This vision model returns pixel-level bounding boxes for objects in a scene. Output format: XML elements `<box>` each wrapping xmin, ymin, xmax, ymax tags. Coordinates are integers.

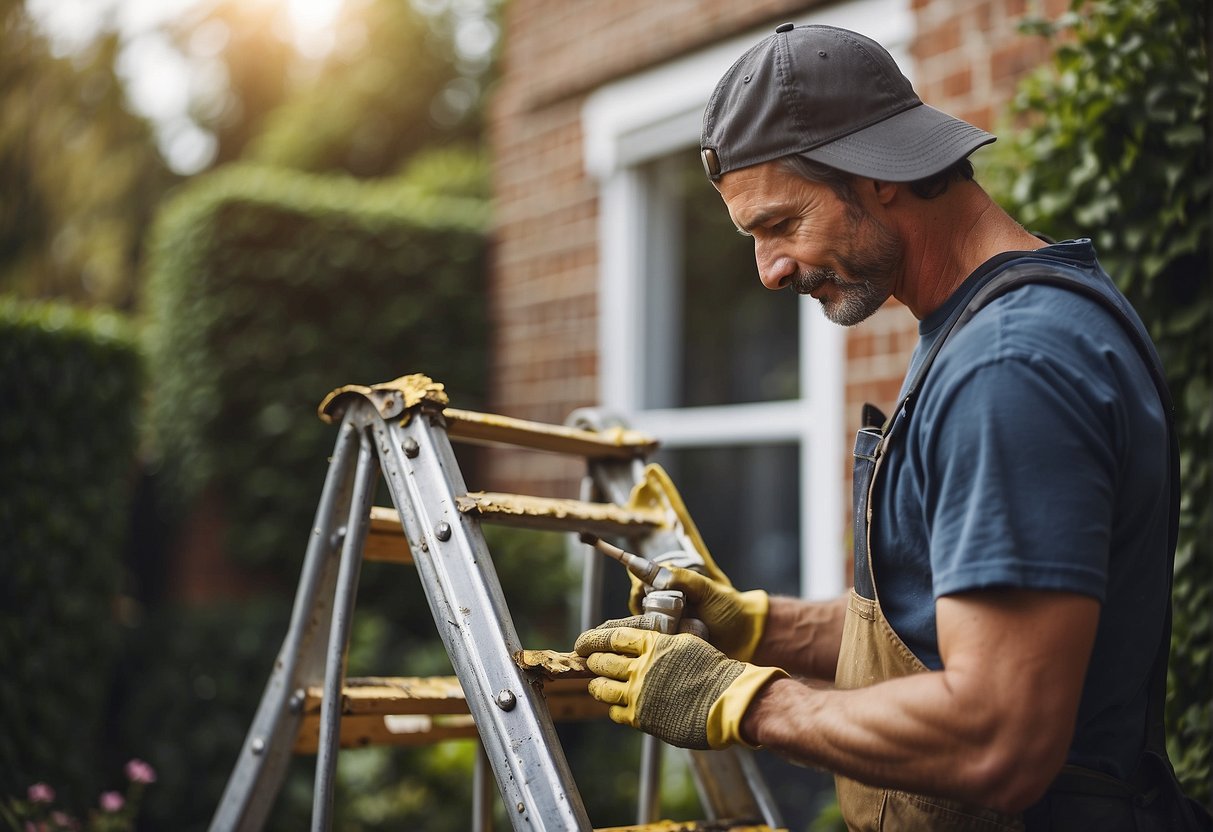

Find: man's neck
<box><xmin>893</xmin><ymin>182</ymin><xmax>1046</xmax><ymax>319</ymax></box>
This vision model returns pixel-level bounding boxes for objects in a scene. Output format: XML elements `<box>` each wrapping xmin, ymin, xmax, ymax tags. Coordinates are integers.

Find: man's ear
<box><xmin>870</xmin><ymin>179</ymin><xmax>899</xmax><ymax>205</ymax></box>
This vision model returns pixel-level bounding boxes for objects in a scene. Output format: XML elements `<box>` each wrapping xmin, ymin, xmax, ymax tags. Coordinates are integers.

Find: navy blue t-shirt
<box><xmin>871</xmin><ymin>240</ymin><xmax>1170</xmax><ymax>778</ymax></box>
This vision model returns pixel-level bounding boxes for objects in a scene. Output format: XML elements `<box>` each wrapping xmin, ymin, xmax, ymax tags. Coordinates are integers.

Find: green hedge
<box><xmin>143</xmin><ymin>163</ymin><xmax>489</xmax><ymax>574</ymax></box>
<box><xmin>990</xmin><ymin>0</ymin><xmax>1210</xmax><ymax>801</ymax></box>
<box><xmin>0</xmin><ymin>298</ymin><xmax>142</xmax><ymax>809</ymax></box>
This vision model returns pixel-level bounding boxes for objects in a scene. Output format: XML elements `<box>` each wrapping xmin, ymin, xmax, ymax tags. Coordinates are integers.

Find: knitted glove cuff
<box><xmin>705</xmin><ymin>663</ymin><xmax>788</xmax><ymax>749</ymax></box>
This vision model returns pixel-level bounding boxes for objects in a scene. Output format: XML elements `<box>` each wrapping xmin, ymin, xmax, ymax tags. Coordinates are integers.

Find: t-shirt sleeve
<box><xmin>913</xmin><ymin>333</ymin><xmax>1119</xmax><ymax>602</ymax></box>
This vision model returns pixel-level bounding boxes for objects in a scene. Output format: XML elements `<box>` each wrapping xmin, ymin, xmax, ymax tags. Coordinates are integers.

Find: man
<box><xmin>575</xmin><ymin>23</ymin><xmax>1201</xmax><ymax>831</ymax></box>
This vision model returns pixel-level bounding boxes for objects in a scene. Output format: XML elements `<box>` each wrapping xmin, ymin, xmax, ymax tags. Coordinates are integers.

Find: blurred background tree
<box><xmin>2</xmin><ymin>0</ymin><xmax>511</xmax><ymax>828</ymax></box>
<box><xmin>1</xmin><ymin>0</ymin><xmax>497</xmax><ymax>309</ymax></box>
<box><xmin>0</xmin><ymin>2</ymin><xmax>172</xmax><ymax>308</ymax></box>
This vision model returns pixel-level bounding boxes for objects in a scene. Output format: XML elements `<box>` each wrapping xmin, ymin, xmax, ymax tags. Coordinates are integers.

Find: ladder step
<box><xmin>456</xmin><ymin>492</ymin><xmax>664</xmax><ymax>536</ymax></box>
<box><xmin>294</xmin><ymin>653</ymin><xmax>605</xmax><ymax>753</ymax></box>
<box><xmin>364</xmin><ymin>496</ymin><xmax>664</xmax><ymax>565</ymax></box>
<box><xmin>364</xmin><ymin>506</ymin><xmax>413</xmax><ymax>564</ymax></box>
<box><xmin>444</xmin><ymin>407</ymin><xmax>658</xmax><ymax>459</ymax></box>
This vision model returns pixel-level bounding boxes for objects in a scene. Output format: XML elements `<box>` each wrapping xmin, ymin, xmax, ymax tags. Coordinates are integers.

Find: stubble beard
<box><xmin>789</xmin><ymin>208</ymin><xmax>903</xmax><ymax>327</ymax></box>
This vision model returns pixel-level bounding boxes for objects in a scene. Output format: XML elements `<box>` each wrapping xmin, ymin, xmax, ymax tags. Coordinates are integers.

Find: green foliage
<box><xmin>989</xmin><ymin>0</ymin><xmax>1210</xmax><ymax>801</ymax></box>
<box><xmin>0</xmin><ymin>7</ymin><xmax>173</xmax><ymax>308</ymax></box>
<box><xmin>243</xmin><ymin>0</ymin><xmax>472</xmax><ymax>178</ymax></box>
<box><xmin>143</xmin><ymin>162</ymin><xmax>489</xmax><ymax>573</ymax></box>
<box><xmin>115</xmin><ymin>598</ymin><xmax>302</xmax><ymax>830</ymax></box>
<box><xmin>394</xmin><ymin>144</ymin><xmax>490</xmax><ymax>201</ymax></box>
<box><xmin>0</xmin><ymin>298</ymin><xmax>142</xmax><ymax>811</ymax></box>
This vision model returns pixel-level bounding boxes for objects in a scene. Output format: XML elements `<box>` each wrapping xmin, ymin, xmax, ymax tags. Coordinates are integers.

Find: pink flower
<box><xmin>50</xmin><ymin>812</ymin><xmax>78</xmax><ymax>830</ymax></box>
<box><xmin>124</xmin><ymin>758</ymin><xmax>156</xmax><ymax>784</ymax></box>
<box><xmin>27</xmin><ymin>783</ymin><xmax>55</xmax><ymax>803</ymax></box>
<box><xmin>98</xmin><ymin>791</ymin><xmax>124</xmax><ymax>813</ymax></box>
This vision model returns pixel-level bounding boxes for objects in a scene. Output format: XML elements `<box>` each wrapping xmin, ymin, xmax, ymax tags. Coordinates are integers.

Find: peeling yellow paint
<box><xmin>444</xmin><ymin>407</ymin><xmax>658</xmax><ymax>458</ymax></box>
<box><xmin>515</xmin><ymin>649</ymin><xmax>593</xmax><ymax>679</ymax></box>
<box><xmin>318</xmin><ymin>373</ymin><xmax>449</xmax><ymax>424</ymax></box>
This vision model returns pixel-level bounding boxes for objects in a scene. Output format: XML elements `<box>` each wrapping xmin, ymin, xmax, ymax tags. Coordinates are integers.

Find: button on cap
<box><xmin>775</xmin><ymin>22</ymin><xmax>794</xmax><ymax>33</ymax></box>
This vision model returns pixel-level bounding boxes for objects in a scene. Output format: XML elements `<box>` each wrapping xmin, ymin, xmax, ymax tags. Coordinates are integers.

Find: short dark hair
<box><xmin>908</xmin><ymin>158</ymin><xmax>975</xmax><ymax>199</ymax></box>
<box><xmin>777</xmin><ymin>154</ymin><xmax>860</xmax><ymax>208</ymax></box>
<box><xmin>779</xmin><ymin>153</ymin><xmax>975</xmax><ymax>202</ymax></box>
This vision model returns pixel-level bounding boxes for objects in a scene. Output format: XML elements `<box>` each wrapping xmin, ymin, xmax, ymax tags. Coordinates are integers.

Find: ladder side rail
<box><xmin>209</xmin><ymin>415</ymin><xmax>363</xmax><ymax>832</ymax></box>
<box><xmin>576</xmin><ymin>475</ymin><xmax>605</xmax><ymax>634</ymax></box>
<box><xmin>312</xmin><ymin>424</ymin><xmax>379</xmax><ymax>830</ymax></box>
<box><xmin>372</xmin><ymin>402</ymin><xmax>592</xmax><ymax>831</ymax></box>
<box><xmin>473</xmin><ymin>741</ymin><xmax>494</xmax><ymax>832</ymax></box>
<box><xmin>587</xmin><ymin>457</ymin><xmax>784</xmax><ymax>829</ymax></box>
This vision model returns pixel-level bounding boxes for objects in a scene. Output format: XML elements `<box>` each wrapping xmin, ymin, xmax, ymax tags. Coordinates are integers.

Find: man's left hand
<box><xmin>574</xmin><ymin>621</ymin><xmax>787</xmax><ymax>750</ymax></box>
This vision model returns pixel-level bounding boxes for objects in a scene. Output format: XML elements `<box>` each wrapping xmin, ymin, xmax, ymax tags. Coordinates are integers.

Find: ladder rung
<box><xmin>294</xmin><ymin>659</ymin><xmax>607</xmax><ymax>753</ymax></box>
<box><xmin>365</xmin><ymin>495</ymin><xmax>663</xmax><ymax>565</ymax></box>
<box><xmin>294</xmin><ymin>712</ymin><xmax>480</xmax><ymax>752</ymax></box>
<box><xmin>444</xmin><ymin>407</ymin><xmax>658</xmax><ymax>459</ymax></box>
<box><xmin>364</xmin><ymin>506</ymin><xmax>412</xmax><ymax>563</ymax></box>
<box><xmin>456</xmin><ymin>492</ymin><xmax>664</xmax><ymax>536</ymax></box>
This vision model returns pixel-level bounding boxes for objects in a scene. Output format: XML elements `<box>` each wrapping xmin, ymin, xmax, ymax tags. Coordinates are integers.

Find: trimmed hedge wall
<box><xmin>135</xmin><ymin>162</ymin><xmax>498</xmax><ymax>828</ymax></box>
<box><xmin>0</xmin><ymin>299</ymin><xmax>142</xmax><ymax>809</ymax></box>
<box><xmin>143</xmin><ymin>163</ymin><xmax>489</xmax><ymax>574</ymax></box>
<box><xmin>991</xmin><ymin>0</ymin><xmax>1210</xmax><ymax>801</ymax></box>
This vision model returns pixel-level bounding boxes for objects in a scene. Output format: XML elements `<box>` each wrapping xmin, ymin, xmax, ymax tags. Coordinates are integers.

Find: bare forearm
<box><xmin>740</xmin><ymin>673</ymin><xmax>1058</xmax><ymax>813</ymax></box>
<box><xmin>752</xmin><ymin>594</ymin><xmax>846</xmax><ymax>679</ymax></box>
<box><xmin>741</xmin><ymin>592</ymin><xmax>1098</xmax><ymax>814</ymax></box>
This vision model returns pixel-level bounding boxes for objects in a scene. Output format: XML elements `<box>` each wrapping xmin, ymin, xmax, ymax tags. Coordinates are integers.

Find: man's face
<box><xmin>716</xmin><ymin>160</ymin><xmax>902</xmax><ymax>326</ymax></box>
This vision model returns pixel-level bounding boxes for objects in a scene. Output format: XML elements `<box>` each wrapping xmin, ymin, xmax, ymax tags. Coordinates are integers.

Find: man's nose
<box><xmin>755</xmin><ymin>242</ymin><xmax>795</xmax><ymax>290</ymax></box>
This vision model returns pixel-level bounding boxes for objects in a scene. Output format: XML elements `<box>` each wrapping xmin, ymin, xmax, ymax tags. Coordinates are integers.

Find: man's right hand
<box><xmin>633</xmin><ymin>566</ymin><xmax>769</xmax><ymax>662</ymax></box>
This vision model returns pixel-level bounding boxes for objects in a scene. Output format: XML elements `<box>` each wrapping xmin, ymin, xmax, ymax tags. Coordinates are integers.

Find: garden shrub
<box><xmin>142</xmin><ymin>163</ymin><xmax>489</xmax><ymax>575</ymax></box>
<box><xmin>0</xmin><ymin>298</ymin><xmax>142</xmax><ymax>810</ymax></box>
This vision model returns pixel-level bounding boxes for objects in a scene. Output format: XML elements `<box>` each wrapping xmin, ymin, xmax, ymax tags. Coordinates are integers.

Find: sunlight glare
<box><xmin>286</xmin><ymin>0</ymin><xmax>345</xmax><ymax>36</ymax></box>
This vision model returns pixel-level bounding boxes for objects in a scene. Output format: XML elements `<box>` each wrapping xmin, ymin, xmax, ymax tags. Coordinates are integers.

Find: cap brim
<box><xmin>801</xmin><ymin>104</ymin><xmax>995</xmax><ymax>182</ymax></box>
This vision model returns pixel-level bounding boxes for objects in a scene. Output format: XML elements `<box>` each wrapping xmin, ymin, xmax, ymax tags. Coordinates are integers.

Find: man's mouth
<box><xmin>791</xmin><ymin>269</ymin><xmax>838</xmax><ymax>297</ymax></box>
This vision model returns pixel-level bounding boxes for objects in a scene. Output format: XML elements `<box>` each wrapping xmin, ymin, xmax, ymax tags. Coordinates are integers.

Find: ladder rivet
<box><xmin>403</xmin><ymin>438</ymin><xmax>420</xmax><ymax>458</ymax></box>
<box><xmin>435</xmin><ymin>522</ymin><xmax>452</xmax><ymax>541</ymax></box>
<box><xmin>495</xmin><ymin>689</ymin><xmax>517</xmax><ymax>711</ymax></box>
<box><xmin>288</xmin><ymin>688</ymin><xmax>305</xmax><ymax>713</ymax></box>
<box><xmin>516</xmin><ymin>802</ymin><xmax>525</xmax><ymax>813</ymax></box>
<box><xmin>250</xmin><ymin>737</ymin><xmax>265</xmax><ymax>755</ymax></box>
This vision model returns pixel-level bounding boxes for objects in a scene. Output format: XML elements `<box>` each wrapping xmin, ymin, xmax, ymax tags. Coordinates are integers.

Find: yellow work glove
<box><xmin>574</xmin><ymin>623</ymin><xmax>787</xmax><ymax>750</ymax></box>
<box><xmin>622</xmin><ymin>465</ymin><xmax>769</xmax><ymax>661</ymax></box>
<box><xmin>651</xmin><ymin>566</ymin><xmax>769</xmax><ymax>662</ymax></box>
<box><xmin>625</xmin><ymin>463</ymin><xmax>732</xmax><ymax>589</ymax></box>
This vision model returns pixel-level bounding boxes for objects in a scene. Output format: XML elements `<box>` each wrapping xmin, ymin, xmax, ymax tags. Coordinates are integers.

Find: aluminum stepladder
<box><xmin>209</xmin><ymin>374</ymin><xmax>785</xmax><ymax>832</ymax></box>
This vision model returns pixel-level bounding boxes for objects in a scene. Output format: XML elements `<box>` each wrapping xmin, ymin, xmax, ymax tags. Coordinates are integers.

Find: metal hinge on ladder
<box><xmin>208</xmin><ymin>374</ymin><xmax>786</xmax><ymax>832</ymax></box>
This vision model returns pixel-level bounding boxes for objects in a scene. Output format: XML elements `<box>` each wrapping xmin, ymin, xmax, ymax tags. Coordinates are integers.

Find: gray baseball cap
<box><xmin>700</xmin><ymin>23</ymin><xmax>995</xmax><ymax>182</ymax></box>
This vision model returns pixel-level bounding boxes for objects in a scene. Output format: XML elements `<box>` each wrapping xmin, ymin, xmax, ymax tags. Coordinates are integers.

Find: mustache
<box><xmin>789</xmin><ymin>267</ymin><xmax>843</xmax><ymax>294</ymax></box>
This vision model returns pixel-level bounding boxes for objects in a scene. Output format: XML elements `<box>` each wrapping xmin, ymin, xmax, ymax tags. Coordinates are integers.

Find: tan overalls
<box><xmin>834</xmin><ymin>414</ymin><xmax>1023</xmax><ymax>831</ymax></box>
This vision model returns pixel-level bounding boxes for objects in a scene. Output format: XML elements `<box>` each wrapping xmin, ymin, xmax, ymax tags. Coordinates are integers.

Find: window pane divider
<box><xmin>630</xmin><ymin>400</ymin><xmax>813</xmax><ymax>447</ymax></box>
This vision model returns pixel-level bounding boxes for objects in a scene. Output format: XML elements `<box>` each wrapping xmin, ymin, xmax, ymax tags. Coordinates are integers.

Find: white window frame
<box><xmin>582</xmin><ymin>0</ymin><xmax>912</xmax><ymax>599</ymax></box>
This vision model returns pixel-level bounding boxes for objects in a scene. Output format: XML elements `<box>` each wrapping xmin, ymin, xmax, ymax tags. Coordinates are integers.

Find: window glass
<box><xmin>642</xmin><ymin>151</ymin><xmax>799</xmax><ymax>409</ymax></box>
<box><xmin>656</xmin><ymin>442</ymin><xmax>800</xmax><ymax>593</ymax></box>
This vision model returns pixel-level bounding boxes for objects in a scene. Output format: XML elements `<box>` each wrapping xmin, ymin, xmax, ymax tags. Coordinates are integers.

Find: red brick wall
<box><xmin>487</xmin><ymin>0</ymin><xmax>1065</xmax><ymax>499</ymax></box>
